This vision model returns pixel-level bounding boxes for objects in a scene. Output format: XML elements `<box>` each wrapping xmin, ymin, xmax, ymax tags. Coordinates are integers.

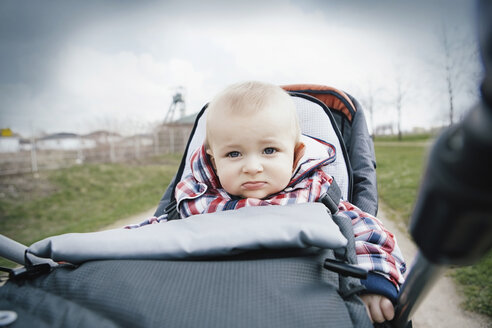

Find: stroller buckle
<box><xmin>0</xmin><ymin>263</ymin><xmax>52</xmax><ymax>281</ymax></box>
<box><xmin>323</xmin><ymin>258</ymin><xmax>368</xmax><ymax>279</ymax></box>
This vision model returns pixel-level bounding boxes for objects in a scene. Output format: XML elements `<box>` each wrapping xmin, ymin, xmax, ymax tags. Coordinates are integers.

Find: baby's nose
<box><xmin>242</xmin><ymin>156</ymin><xmax>263</xmax><ymax>174</ymax></box>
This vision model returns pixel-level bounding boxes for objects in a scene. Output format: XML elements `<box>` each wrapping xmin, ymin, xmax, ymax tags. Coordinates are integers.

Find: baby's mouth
<box><xmin>241</xmin><ymin>181</ymin><xmax>267</xmax><ymax>190</ymax></box>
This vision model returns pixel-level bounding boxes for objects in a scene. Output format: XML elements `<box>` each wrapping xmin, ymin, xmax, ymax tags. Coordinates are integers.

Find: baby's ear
<box><xmin>206</xmin><ymin>148</ymin><xmax>217</xmax><ymax>170</ymax></box>
<box><xmin>293</xmin><ymin>141</ymin><xmax>305</xmax><ymax>171</ymax></box>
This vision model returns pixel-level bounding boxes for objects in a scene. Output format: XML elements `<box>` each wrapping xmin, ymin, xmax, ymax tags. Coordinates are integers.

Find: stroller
<box><xmin>2</xmin><ymin>58</ymin><xmax>492</xmax><ymax>325</ymax></box>
<box><xmin>0</xmin><ymin>85</ymin><xmax>385</xmax><ymax>328</ymax></box>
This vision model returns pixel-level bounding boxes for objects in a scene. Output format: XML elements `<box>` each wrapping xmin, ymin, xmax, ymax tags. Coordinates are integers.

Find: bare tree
<box><xmin>355</xmin><ymin>78</ymin><xmax>406</xmax><ymax>139</ymax></box>
<box><xmin>395</xmin><ymin>75</ymin><xmax>405</xmax><ymax>141</ymax></box>
<box><xmin>365</xmin><ymin>90</ymin><xmax>376</xmax><ymax>140</ymax></box>
<box><xmin>436</xmin><ymin>25</ymin><xmax>482</xmax><ymax>125</ymax></box>
<box><xmin>439</xmin><ymin>27</ymin><xmax>458</xmax><ymax>125</ymax></box>
<box><xmin>356</xmin><ymin>81</ymin><xmax>383</xmax><ymax>140</ymax></box>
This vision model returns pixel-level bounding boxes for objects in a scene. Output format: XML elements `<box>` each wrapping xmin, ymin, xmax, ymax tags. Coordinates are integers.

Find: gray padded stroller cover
<box><xmin>0</xmin><ymin>203</ymin><xmax>372</xmax><ymax>327</ymax></box>
<box><xmin>27</xmin><ymin>203</ymin><xmax>346</xmax><ymax>263</ymax></box>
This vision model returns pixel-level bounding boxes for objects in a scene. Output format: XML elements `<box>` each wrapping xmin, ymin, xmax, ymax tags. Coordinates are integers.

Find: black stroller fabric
<box><xmin>1</xmin><ymin>250</ymin><xmax>371</xmax><ymax>328</ymax></box>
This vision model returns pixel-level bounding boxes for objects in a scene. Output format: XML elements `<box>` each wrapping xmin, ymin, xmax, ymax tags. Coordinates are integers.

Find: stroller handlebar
<box><xmin>394</xmin><ymin>1</ymin><xmax>492</xmax><ymax>326</ymax></box>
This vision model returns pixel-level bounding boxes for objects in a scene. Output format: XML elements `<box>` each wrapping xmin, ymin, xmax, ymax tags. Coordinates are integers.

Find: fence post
<box><xmin>77</xmin><ymin>136</ymin><xmax>84</xmax><ymax>164</ymax></box>
<box><xmin>169</xmin><ymin>127</ymin><xmax>175</xmax><ymax>154</ymax></box>
<box><xmin>154</xmin><ymin>132</ymin><xmax>159</xmax><ymax>155</ymax></box>
<box><xmin>182</xmin><ymin>128</ymin><xmax>188</xmax><ymax>152</ymax></box>
<box><xmin>135</xmin><ymin>135</ymin><xmax>140</xmax><ymax>159</ymax></box>
<box><xmin>109</xmin><ymin>139</ymin><xmax>116</xmax><ymax>162</ymax></box>
<box><xmin>30</xmin><ymin>135</ymin><xmax>38</xmax><ymax>173</ymax></box>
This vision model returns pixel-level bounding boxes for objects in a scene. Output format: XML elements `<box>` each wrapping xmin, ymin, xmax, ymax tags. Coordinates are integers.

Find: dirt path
<box><xmin>105</xmin><ymin>204</ymin><xmax>491</xmax><ymax>327</ymax></box>
<box><xmin>377</xmin><ymin>203</ymin><xmax>491</xmax><ymax>328</ymax></box>
<box><xmin>102</xmin><ymin>208</ymin><xmax>157</xmax><ymax>230</ymax></box>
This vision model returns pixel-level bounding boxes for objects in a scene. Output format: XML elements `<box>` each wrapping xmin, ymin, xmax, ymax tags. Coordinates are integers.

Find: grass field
<box><xmin>374</xmin><ymin>140</ymin><xmax>428</xmax><ymax>225</ymax></box>
<box><xmin>0</xmin><ymin>154</ymin><xmax>181</xmax><ymax>267</ymax></box>
<box><xmin>375</xmin><ymin>136</ymin><xmax>492</xmax><ymax>318</ymax></box>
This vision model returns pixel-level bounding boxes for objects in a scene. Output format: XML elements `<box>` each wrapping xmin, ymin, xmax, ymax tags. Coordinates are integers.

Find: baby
<box><xmin>176</xmin><ymin>81</ymin><xmax>406</xmax><ymax>324</ymax></box>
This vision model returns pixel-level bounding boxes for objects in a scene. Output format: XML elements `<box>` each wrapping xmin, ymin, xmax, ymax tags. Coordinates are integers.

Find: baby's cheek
<box><xmin>217</xmin><ymin>173</ymin><xmax>237</xmax><ymax>195</ymax></box>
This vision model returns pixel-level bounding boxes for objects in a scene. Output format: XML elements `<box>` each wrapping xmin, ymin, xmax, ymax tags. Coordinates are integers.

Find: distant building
<box><xmin>36</xmin><ymin>132</ymin><xmax>96</xmax><ymax>150</ymax></box>
<box><xmin>156</xmin><ymin>112</ymin><xmax>197</xmax><ymax>153</ymax></box>
<box><xmin>84</xmin><ymin>130</ymin><xmax>122</xmax><ymax>145</ymax></box>
<box><xmin>0</xmin><ymin>128</ymin><xmax>21</xmax><ymax>153</ymax></box>
<box><xmin>119</xmin><ymin>134</ymin><xmax>154</xmax><ymax>148</ymax></box>
<box><xmin>374</xmin><ymin>123</ymin><xmax>394</xmax><ymax>136</ymax></box>
<box><xmin>0</xmin><ymin>135</ymin><xmax>20</xmax><ymax>153</ymax></box>
<box><xmin>172</xmin><ymin>112</ymin><xmax>198</xmax><ymax>125</ymax></box>
<box><xmin>19</xmin><ymin>138</ymin><xmax>32</xmax><ymax>151</ymax></box>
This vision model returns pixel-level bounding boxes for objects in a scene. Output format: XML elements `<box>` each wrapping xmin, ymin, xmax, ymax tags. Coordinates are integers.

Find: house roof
<box><xmin>39</xmin><ymin>132</ymin><xmax>79</xmax><ymax>140</ymax></box>
<box><xmin>84</xmin><ymin>130</ymin><xmax>121</xmax><ymax>138</ymax></box>
<box><xmin>169</xmin><ymin>112</ymin><xmax>198</xmax><ymax>125</ymax></box>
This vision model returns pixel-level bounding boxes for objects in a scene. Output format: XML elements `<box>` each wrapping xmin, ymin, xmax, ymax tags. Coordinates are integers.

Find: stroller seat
<box><xmin>155</xmin><ymin>84</ymin><xmax>377</xmax><ymax>218</ymax></box>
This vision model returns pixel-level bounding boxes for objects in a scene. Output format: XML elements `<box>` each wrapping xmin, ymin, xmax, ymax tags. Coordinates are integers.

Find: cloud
<box><xmin>50</xmin><ymin>47</ymin><xmax>211</xmax><ymax>134</ymax></box>
<box><xmin>0</xmin><ymin>0</ymin><xmax>482</xmax><ymax>136</ymax></box>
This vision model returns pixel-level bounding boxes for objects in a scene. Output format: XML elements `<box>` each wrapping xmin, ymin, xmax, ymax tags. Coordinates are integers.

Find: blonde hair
<box><xmin>205</xmin><ymin>81</ymin><xmax>300</xmax><ymax>147</ymax></box>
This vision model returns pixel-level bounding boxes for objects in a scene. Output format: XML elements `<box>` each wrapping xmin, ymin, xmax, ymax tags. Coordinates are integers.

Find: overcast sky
<box><xmin>0</xmin><ymin>0</ymin><xmax>482</xmax><ymax>137</ymax></box>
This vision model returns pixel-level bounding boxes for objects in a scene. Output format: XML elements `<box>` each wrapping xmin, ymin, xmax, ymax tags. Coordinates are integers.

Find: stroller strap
<box><xmin>319</xmin><ymin>177</ymin><xmax>342</xmax><ymax>214</ymax></box>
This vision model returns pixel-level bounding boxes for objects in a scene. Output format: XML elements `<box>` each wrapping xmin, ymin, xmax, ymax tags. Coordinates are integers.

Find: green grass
<box><xmin>375</xmin><ymin>137</ymin><xmax>492</xmax><ymax>318</ymax></box>
<box><xmin>0</xmin><ymin>154</ymin><xmax>181</xmax><ymax>268</ymax></box>
<box><xmin>452</xmin><ymin>253</ymin><xmax>492</xmax><ymax>316</ymax></box>
<box><xmin>375</xmin><ymin>142</ymin><xmax>429</xmax><ymax>225</ymax></box>
<box><xmin>374</xmin><ymin>132</ymin><xmax>438</xmax><ymax>143</ymax></box>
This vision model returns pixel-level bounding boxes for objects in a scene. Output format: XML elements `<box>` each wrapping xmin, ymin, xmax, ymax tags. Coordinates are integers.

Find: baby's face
<box><xmin>207</xmin><ymin>106</ymin><xmax>298</xmax><ymax>199</ymax></box>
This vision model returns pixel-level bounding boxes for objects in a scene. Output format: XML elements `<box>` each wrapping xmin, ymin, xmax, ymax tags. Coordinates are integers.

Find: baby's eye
<box><xmin>263</xmin><ymin>147</ymin><xmax>277</xmax><ymax>155</ymax></box>
<box><xmin>227</xmin><ymin>151</ymin><xmax>241</xmax><ymax>158</ymax></box>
